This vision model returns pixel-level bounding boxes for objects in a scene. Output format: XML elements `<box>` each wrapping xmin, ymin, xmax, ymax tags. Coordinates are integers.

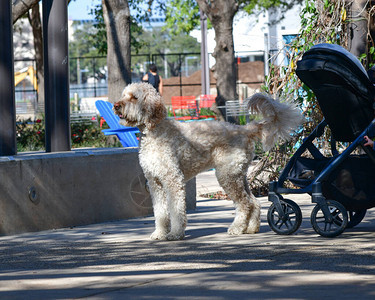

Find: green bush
<box><xmin>16</xmin><ymin>118</ymin><xmax>45</xmax><ymax>151</ymax></box>
<box><xmin>16</xmin><ymin>116</ymin><xmax>121</xmax><ymax>152</ymax></box>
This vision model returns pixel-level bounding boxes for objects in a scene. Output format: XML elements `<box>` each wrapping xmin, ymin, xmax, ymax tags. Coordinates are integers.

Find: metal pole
<box><xmin>200</xmin><ymin>10</ymin><xmax>210</xmax><ymax>95</ymax></box>
<box><xmin>264</xmin><ymin>33</ymin><xmax>269</xmax><ymax>77</ymax></box>
<box><xmin>0</xmin><ymin>0</ymin><xmax>16</xmax><ymax>156</ymax></box>
<box><xmin>164</xmin><ymin>52</ymin><xmax>168</xmax><ymax>78</ymax></box>
<box><xmin>43</xmin><ymin>0</ymin><xmax>71</xmax><ymax>152</ymax></box>
<box><xmin>179</xmin><ymin>55</ymin><xmax>183</xmax><ymax>96</ymax></box>
<box><xmin>93</xmin><ymin>58</ymin><xmax>97</xmax><ymax>98</ymax></box>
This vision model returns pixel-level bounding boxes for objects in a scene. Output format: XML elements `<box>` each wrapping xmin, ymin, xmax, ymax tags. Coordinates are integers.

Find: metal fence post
<box><xmin>0</xmin><ymin>0</ymin><xmax>16</xmax><ymax>156</ymax></box>
<box><xmin>200</xmin><ymin>10</ymin><xmax>210</xmax><ymax>96</ymax></box>
<box><xmin>43</xmin><ymin>0</ymin><xmax>71</xmax><ymax>152</ymax></box>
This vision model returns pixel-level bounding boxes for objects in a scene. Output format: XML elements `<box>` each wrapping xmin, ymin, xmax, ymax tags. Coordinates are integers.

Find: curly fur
<box><xmin>114</xmin><ymin>82</ymin><xmax>302</xmax><ymax>240</ymax></box>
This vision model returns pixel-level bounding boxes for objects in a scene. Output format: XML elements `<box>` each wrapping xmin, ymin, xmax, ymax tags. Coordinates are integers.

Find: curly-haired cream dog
<box><xmin>114</xmin><ymin>82</ymin><xmax>302</xmax><ymax>240</ymax></box>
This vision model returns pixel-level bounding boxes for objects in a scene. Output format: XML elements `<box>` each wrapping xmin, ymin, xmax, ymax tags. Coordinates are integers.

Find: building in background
<box><xmin>191</xmin><ymin>4</ymin><xmax>302</xmax><ymax>72</ymax></box>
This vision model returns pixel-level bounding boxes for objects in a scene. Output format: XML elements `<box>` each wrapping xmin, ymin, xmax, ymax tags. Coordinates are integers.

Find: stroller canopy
<box><xmin>296</xmin><ymin>43</ymin><xmax>375</xmax><ymax>142</ymax></box>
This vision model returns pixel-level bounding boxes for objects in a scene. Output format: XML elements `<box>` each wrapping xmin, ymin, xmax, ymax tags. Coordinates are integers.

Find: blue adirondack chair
<box><xmin>95</xmin><ymin>100</ymin><xmax>140</xmax><ymax>147</ymax></box>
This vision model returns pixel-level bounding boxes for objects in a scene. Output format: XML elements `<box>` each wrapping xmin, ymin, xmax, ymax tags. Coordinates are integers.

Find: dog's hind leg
<box><xmin>244</xmin><ymin>176</ymin><xmax>261</xmax><ymax>234</ymax></box>
<box><xmin>165</xmin><ymin>177</ymin><xmax>187</xmax><ymax>241</ymax></box>
<box><xmin>148</xmin><ymin>178</ymin><xmax>170</xmax><ymax>240</ymax></box>
<box><xmin>216</xmin><ymin>168</ymin><xmax>260</xmax><ymax>235</ymax></box>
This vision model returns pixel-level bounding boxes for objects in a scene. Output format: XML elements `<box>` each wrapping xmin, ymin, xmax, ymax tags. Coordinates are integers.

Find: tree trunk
<box><xmin>102</xmin><ymin>0</ymin><xmax>132</xmax><ymax>102</ymax></box>
<box><xmin>28</xmin><ymin>4</ymin><xmax>44</xmax><ymax>111</ymax></box>
<box><xmin>197</xmin><ymin>0</ymin><xmax>239</xmax><ymax>122</ymax></box>
<box><xmin>346</xmin><ymin>0</ymin><xmax>368</xmax><ymax>62</ymax></box>
<box><xmin>13</xmin><ymin>0</ymin><xmax>73</xmax><ymax>23</ymax></box>
<box><xmin>370</xmin><ymin>1</ymin><xmax>375</xmax><ymax>66</ymax></box>
<box><xmin>12</xmin><ymin>0</ymin><xmax>39</xmax><ymax>23</ymax></box>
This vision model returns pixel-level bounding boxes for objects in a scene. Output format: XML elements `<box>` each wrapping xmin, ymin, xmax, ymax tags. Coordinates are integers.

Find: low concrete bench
<box><xmin>0</xmin><ymin>148</ymin><xmax>196</xmax><ymax>235</ymax></box>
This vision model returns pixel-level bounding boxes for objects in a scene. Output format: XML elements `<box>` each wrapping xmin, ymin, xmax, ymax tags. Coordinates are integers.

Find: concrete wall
<box><xmin>0</xmin><ymin>148</ymin><xmax>196</xmax><ymax>235</ymax></box>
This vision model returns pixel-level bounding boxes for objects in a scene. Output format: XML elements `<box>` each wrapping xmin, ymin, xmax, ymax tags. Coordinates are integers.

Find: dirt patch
<box><xmin>199</xmin><ymin>191</ymin><xmax>230</xmax><ymax>200</ymax></box>
<box><xmin>199</xmin><ymin>185</ymin><xmax>268</xmax><ymax>200</ymax></box>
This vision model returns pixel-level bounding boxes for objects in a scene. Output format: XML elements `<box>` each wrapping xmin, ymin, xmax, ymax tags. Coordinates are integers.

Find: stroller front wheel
<box><xmin>267</xmin><ymin>198</ymin><xmax>302</xmax><ymax>235</ymax></box>
<box><xmin>310</xmin><ymin>200</ymin><xmax>348</xmax><ymax>238</ymax></box>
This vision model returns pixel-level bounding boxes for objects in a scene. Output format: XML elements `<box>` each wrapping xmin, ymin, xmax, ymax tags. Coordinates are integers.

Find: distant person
<box><xmin>142</xmin><ymin>64</ymin><xmax>163</xmax><ymax>95</ymax></box>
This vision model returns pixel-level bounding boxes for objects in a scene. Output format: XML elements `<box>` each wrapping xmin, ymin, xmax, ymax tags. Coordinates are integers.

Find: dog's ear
<box><xmin>128</xmin><ymin>92</ymin><xmax>138</xmax><ymax>103</ymax></box>
<box><xmin>146</xmin><ymin>99</ymin><xmax>167</xmax><ymax>130</ymax></box>
<box><xmin>122</xmin><ymin>91</ymin><xmax>137</xmax><ymax>103</ymax></box>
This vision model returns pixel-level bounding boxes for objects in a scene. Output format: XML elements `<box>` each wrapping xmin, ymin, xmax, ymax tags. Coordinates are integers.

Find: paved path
<box><xmin>1</xmin><ymin>171</ymin><xmax>375</xmax><ymax>299</ymax></box>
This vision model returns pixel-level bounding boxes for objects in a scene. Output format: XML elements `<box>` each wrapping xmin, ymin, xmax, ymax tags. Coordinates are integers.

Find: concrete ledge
<box><xmin>0</xmin><ymin>148</ymin><xmax>196</xmax><ymax>235</ymax></box>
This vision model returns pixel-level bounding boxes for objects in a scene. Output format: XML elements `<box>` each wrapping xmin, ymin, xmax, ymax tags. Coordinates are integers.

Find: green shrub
<box><xmin>16</xmin><ymin>118</ymin><xmax>45</xmax><ymax>151</ymax></box>
<box><xmin>16</xmin><ymin>116</ymin><xmax>121</xmax><ymax>152</ymax></box>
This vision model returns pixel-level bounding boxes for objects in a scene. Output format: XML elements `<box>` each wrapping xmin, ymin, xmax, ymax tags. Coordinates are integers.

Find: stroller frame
<box><xmin>268</xmin><ymin>119</ymin><xmax>375</xmax><ymax>237</ymax></box>
<box><xmin>267</xmin><ymin>43</ymin><xmax>375</xmax><ymax>238</ymax></box>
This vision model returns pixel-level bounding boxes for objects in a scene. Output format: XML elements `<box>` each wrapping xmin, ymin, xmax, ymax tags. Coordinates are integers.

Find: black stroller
<box><xmin>267</xmin><ymin>43</ymin><xmax>375</xmax><ymax>237</ymax></box>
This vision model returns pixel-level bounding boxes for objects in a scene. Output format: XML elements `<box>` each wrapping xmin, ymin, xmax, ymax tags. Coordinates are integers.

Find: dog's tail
<box><xmin>247</xmin><ymin>93</ymin><xmax>303</xmax><ymax>151</ymax></box>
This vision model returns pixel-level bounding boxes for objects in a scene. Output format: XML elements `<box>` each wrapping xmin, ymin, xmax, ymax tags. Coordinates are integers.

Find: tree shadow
<box><xmin>0</xmin><ymin>197</ymin><xmax>375</xmax><ymax>299</ymax></box>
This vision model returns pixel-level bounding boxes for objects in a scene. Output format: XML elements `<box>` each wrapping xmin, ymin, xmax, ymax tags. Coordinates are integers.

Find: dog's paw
<box><xmin>246</xmin><ymin>223</ymin><xmax>260</xmax><ymax>234</ymax></box>
<box><xmin>245</xmin><ymin>227</ymin><xmax>259</xmax><ymax>234</ymax></box>
<box><xmin>228</xmin><ymin>224</ymin><xmax>246</xmax><ymax>235</ymax></box>
<box><xmin>150</xmin><ymin>230</ymin><xmax>167</xmax><ymax>240</ymax></box>
<box><xmin>166</xmin><ymin>232</ymin><xmax>185</xmax><ymax>241</ymax></box>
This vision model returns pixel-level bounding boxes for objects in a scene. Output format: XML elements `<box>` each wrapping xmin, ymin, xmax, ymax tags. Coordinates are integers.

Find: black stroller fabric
<box><xmin>287</xmin><ymin>155</ymin><xmax>375</xmax><ymax>210</ymax></box>
<box><xmin>287</xmin><ymin>156</ymin><xmax>331</xmax><ymax>187</ymax></box>
<box><xmin>323</xmin><ymin>155</ymin><xmax>375</xmax><ymax>210</ymax></box>
<box><xmin>296</xmin><ymin>43</ymin><xmax>375</xmax><ymax>142</ymax></box>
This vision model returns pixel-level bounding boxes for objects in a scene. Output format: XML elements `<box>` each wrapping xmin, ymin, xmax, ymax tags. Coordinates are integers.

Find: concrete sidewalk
<box><xmin>1</xmin><ymin>171</ymin><xmax>375</xmax><ymax>299</ymax></box>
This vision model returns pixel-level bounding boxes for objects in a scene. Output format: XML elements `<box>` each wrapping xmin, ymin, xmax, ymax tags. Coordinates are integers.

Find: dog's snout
<box><xmin>114</xmin><ymin>102</ymin><xmax>120</xmax><ymax>110</ymax></box>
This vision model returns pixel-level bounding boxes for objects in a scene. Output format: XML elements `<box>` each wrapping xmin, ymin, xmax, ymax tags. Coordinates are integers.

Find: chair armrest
<box><xmin>102</xmin><ymin>128</ymin><xmax>139</xmax><ymax>135</ymax></box>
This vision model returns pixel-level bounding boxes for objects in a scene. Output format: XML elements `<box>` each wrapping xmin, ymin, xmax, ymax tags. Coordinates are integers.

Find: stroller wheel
<box><xmin>267</xmin><ymin>199</ymin><xmax>302</xmax><ymax>235</ymax></box>
<box><xmin>310</xmin><ymin>200</ymin><xmax>348</xmax><ymax>238</ymax></box>
<box><xmin>347</xmin><ymin>209</ymin><xmax>367</xmax><ymax>228</ymax></box>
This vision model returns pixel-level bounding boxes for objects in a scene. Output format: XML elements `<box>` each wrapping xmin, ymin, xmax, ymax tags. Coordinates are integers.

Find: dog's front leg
<box><xmin>166</xmin><ymin>181</ymin><xmax>187</xmax><ymax>241</ymax></box>
<box><xmin>148</xmin><ymin>179</ymin><xmax>170</xmax><ymax>240</ymax></box>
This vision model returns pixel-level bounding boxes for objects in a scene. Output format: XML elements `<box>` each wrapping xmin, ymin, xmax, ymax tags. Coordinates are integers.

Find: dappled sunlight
<box><xmin>0</xmin><ymin>194</ymin><xmax>375</xmax><ymax>298</ymax></box>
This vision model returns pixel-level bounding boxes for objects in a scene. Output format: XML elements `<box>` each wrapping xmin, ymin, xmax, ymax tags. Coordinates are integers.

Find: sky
<box><xmin>68</xmin><ymin>0</ymin><xmax>101</xmax><ymax>20</ymax></box>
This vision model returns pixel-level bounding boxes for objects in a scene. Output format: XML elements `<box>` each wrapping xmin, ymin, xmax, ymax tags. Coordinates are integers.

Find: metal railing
<box><xmin>13</xmin><ymin>50</ymin><xmax>266</xmax><ymax>116</ymax></box>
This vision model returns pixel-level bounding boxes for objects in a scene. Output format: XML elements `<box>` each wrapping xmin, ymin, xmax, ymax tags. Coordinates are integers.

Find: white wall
<box><xmin>191</xmin><ymin>4</ymin><xmax>303</xmax><ymax>68</ymax></box>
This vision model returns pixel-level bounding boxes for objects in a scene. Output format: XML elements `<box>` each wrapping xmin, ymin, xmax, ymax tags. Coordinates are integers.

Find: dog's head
<box><xmin>113</xmin><ymin>82</ymin><xmax>167</xmax><ymax>130</ymax></box>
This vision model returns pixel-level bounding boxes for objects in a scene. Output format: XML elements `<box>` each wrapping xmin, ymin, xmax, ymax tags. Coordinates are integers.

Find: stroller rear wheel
<box><xmin>347</xmin><ymin>209</ymin><xmax>367</xmax><ymax>228</ymax></box>
<box><xmin>310</xmin><ymin>200</ymin><xmax>348</xmax><ymax>237</ymax></box>
<box><xmin>267</xmin><ymin>198</ymin><xmax>302</xmax><ymax>235</ymax></box>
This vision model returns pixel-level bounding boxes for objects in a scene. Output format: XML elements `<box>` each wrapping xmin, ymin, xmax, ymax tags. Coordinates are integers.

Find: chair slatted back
<box><xmin>95</xmin><ymin>100</ymin><xmax>140</xmax><ymax>147</ymax></box>
<box><xmin>171</xmin><ymin>96</ymin><xmax>198</xmax><ymax>120</ymax></box>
